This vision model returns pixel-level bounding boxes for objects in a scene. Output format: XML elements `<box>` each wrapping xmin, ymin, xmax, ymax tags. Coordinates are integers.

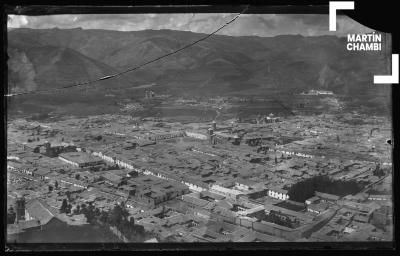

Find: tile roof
<box><xmin>307</xmin><ymin>202</ymin><xmax>329</xmax><ymax>212</ymax></box>
<box><xmin>200</xmin><ymin>191</ymin><xmax>225</xmax><ymax>200</ymax></box>
<box><xmin>34</xmin><ymin>168</ymin><xmax>51</xmax><ymax>176</ymax></box>
<box><xmin>264</xmin><ymin>204</ymin><xmax>312</xmax><ymax>222</ymax></box>
<box><xmin>59</xmin><ymin>152</ymin><xmax>102</xmax><ymax>165</ymax></box>
<box><xmin>26</xmin><ymin>199</ymin><xmax>59</xmax><ymax>225</ymax></box>
<box><xmin>315</xmin><ymin>191</ymin><xmax>340</xmax><ymax>201</ymax></box>
<box><xmin>101</xmin><ymin>172</ymin><xmax>123</xmax><ymax>183</ymax></box>
<box><xmin>306</xmin><ymin>196</ymin><xmax>320</xmax><ymax>202</ymax></box>
<box><xmin>236</xmin><ymin>178</ymin><xmax>257</xmax><ymax>187</ymax></box>
<box><xmin>182</xmin><ymin>194</ymin><xmax>209</xmax><ymax>207</ymax></box>
<box><xmin>216</xmin><ymin>200</ymin><xmax>233</xmax><ymax>210</ymax></box>
<box><xmin>268</xmin><ymin>186</ymin><xmax>288</xmax><ymax>194</ymax></box>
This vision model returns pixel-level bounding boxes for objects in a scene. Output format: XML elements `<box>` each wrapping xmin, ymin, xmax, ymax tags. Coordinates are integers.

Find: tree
<box><xmin>73</xmin><ymin>204</ymin><xmax>80</xmax><ymax>214</ymax></box>
<box><xmin>134</xmin><ymin>224</ymin><xmax>145</xmax><ymax>235</ymax></box>
<box><xmin>112</xmin><ymin>205</ymin><xmax>123</xmax><ymax>225</ymax></box>
<box><xmin>85</xmin><ymin>203</ymin><xmax>95</xmax><ymax>224</ymax></box>
<box><xmin>88</xmin><ymin>202</ymin><xmax>95</xmax><ymax>211</ymax></box>
<box><xmin>108</xmin><ymin>204</ymin><xmax>125</xmax><ymax>227</ymax></box>
<box><xmin>60</xmin><ymin>199</ymin><xmax>68</xmax><ymax>213</ymax></box>
<box><xmin>121</xmin><ymin>203</ymin><xmax>129</xmax><ymax>222</ymax></box>
<box><xmin>80</xmin><ymin>203</ymin><xmax>87</xmax><ymax>215</ymax></box>
<box><xmin>48</xmin><ymin>185</ymin><xmax>53</xmax><ymax>192</ymax></box>
<box><xmin>7</xmin><ymin>206</ymin><xmax>16</xmax><ymax>224</ymax></box>
<box><xmin>66</xmin><ymin>191</ymin><xmax>71</xmax><ymax>202</ymax></box>
<box><xmin>373</xmin><ymin>163</ymin><xmax>385</xmax><ymax>178</ymax></box>
<box><xmin>54</xmin><ymin>180</ymin><xmax>59</xmax><ymax>189</ymax></box>
<box><xmin>66</xmin><ymin>204</ymin><xmax>72</xmax><ymax>214</ymax></box>
<box><xmin>100</xmin><ymin>210</ymin><xmax>108</xmax><ymax>223</ymax></box>
<box><xmin>75</xmin><ymin>174</ymin><xmax>80</xmax><ymax>180</ymax></box>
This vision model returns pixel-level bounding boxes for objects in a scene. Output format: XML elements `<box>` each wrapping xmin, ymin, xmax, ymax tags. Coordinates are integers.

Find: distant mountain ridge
<box><xmin>7</xmin><ymin>28</ymin><xmax>391</xmax><ymax>108</ymax></box>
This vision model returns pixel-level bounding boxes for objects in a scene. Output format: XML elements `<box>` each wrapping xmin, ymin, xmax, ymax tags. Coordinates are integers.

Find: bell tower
<box><xmin>15</xmin><ymin>195</ymin><xmax>26</xmax><ymax>223</ymax></box>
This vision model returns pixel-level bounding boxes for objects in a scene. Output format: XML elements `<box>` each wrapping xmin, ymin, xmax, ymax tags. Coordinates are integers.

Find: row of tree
<box><xmin>73</xmin><ymin>201</ymin><xmax>147</xmax><ymax>242</ymax></box>
<box><xmin>264</xmin><ymin>211</ymin><xmax>300</xmax><ymax>229</ymax></box>
<box><xmin>288</xmin><ymin>175</ymin><xmax>363</xmax><ymax>202</ymax></box>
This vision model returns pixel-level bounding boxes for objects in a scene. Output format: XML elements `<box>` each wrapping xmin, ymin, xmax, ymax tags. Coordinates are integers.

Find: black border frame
<box><xmin>1</xmin><ymin>0</ymin><xmax>398</xmax><ymax>253</ymax></box>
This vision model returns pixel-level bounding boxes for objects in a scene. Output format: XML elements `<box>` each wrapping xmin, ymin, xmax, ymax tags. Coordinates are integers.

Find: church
<box><xmin>7</xmin><ymin>196</ymin><xmax>67</xmax><ymax>239</ymax></box>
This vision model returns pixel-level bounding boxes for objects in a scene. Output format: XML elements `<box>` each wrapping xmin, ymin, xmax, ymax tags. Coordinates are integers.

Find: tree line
<box><xmin>288</xmin><ymin>175</ymin><xmax>363</xmax><ymax>202</ymax></box>
<box><xmin>69</xmin><ymin>201</ymin><xmax>147</xmax><ymax>242</ymax></box>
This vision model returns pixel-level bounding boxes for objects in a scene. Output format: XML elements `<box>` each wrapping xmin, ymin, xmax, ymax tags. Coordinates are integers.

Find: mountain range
<box><xmin>7</xmin><ymin>27</ymin><xmax>392</xmax><ymax>115</ymax></box>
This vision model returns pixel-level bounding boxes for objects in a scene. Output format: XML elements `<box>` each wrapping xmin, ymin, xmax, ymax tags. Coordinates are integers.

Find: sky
<box><xmin>8</xmin><ymin>13</ymin><xmax>374</xmax><ymax>37</ymax></box>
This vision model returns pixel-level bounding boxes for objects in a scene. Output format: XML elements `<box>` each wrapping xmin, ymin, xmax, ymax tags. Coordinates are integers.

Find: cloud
<box><xmin>7</xmin><ymin>13</ymin><xmax>374</xmax><ymax>37</ymax></box>
<box><xmin>8</xmin><ymin>15</ymin><xmax>28</xmax><ymax>27</ymax></box>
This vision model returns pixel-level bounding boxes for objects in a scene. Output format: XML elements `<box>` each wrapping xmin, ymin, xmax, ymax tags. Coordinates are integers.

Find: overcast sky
<box><xmin>8</xmin><ymin>13</ymin><xmax>373</xmax><ymax>37</ymax></box>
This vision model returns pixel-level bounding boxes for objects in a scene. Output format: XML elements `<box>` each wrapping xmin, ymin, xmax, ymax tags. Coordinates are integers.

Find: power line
<box><xmin>5</xmin><ymin>6</ymin><xmax>249</xmax><ymax>97</ymax></box>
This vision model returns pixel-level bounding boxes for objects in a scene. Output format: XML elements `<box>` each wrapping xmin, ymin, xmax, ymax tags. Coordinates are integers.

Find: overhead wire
<box><xmin>5</xmin><ymin>5</ymin><xmax>249</xmax><ymax>97</ymax></box>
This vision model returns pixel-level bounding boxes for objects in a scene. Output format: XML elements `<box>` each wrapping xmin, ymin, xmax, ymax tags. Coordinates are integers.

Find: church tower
<box><xmin>15</xmin><ymin>195</ymin><xmax>26</xmax><ymax>223</ymax></box>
